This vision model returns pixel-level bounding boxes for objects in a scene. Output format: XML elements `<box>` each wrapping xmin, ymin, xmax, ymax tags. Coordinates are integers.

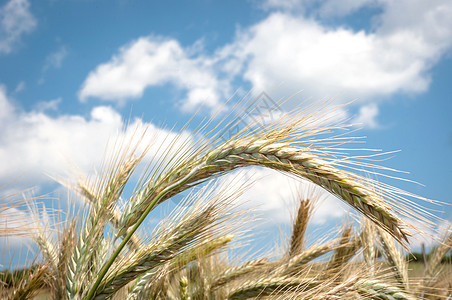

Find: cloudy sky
<box><xmin>1</xmin><ymin>0</ymin><xmax>452</xmax><ymax>264</ymax></box>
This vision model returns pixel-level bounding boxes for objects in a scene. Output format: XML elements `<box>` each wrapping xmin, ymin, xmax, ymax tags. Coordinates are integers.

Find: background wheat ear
<box><xmin>376</xmin><ymin>226</ymin><xmax>409</xmax><ymax>289</ymax></box>
<box><xmin>288</xmin><ymin>197</ymin><xmax>313</xmax><ymax>257</ymax></box>
<box><xmin>361</xmin><ymin>218</ymin><xmax>377</xmax><ymax>276</ymax></box>
<box><xmin>425</xmin><ymin>230</ymin><xmax>452</xmax><ymax>278</ymax></box>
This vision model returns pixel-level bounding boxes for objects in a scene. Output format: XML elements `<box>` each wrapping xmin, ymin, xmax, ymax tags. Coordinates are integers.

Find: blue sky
<box><xmin>1</xmin><ymin>0</ymin><xmax>452</xmax><ymax>265</ymax></box>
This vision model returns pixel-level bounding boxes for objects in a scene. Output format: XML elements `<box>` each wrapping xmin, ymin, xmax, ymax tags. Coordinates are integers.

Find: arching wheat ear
<box><xmin>85</xmin><ymin>100</ymin><xmax>425</xmax><ymax>299</ymax></box>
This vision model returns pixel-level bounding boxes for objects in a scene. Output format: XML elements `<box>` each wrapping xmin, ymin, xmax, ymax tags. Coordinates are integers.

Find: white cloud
<box><xmin>217</xmin><ymin>0</ymin><xmax>452</xmax><ymax>120</ymax></box>
<box><xmin>79</xmin><ymin>37</ymin><xmax>228</xmax><ymax>112</ymax></box>
<box><xmin>228</xmin><ymin>11</ymin><xmax>444</xmax><ymax>104</ymax></box>
<box><xmin>78</xmin><ymin>1</ymin><xmax>452</xmax><ymax>117</ymax></box>
<box><xmin>0</xmin><ymin>0</ymin><xmax>36</xmax><ymax>54</ymax></box>
<box><xmin>43</xmin><ymin>46</ymin><xmax>68</xmax><ymax>70</ymax></box>
<box><xmin>0</xmin><ymin>86</ymin><xmax>193</xmax><ymax>192</ymax></box>
<box><xmin>353</xmin><ymin>103</ymin><xmax>379</xmax><ymax>129</ymax></box>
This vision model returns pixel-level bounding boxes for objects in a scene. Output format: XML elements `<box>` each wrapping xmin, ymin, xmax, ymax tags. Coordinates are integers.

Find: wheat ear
<box><xmin>121</xmin><ymin>139</ymin><xmax>411</xmax><ymax>244</ymax></box>
<box><xmin>309</xmin><ymin>275</ymin><xmax>360</xmax><ymax>299</ymax></box>
<box><xmin>210</xmin><ymin>258</ymin><xmax>268</xmax><ymax>290</ymax></box>
<box><xmin>287</xmin><ymin>241</ymin><xmax>336</xmax><ymax>275</ymax></box>
<box><xmin>376</xmin><ymin>226</ymin><xmax>409</xmax><ymax>289</ymax></box>
<box><xmin>356</xmin><ymin>279</ymin><xmax>416</xmax><ymax>300</ymax></box>
<box><xmin>130</xmin><ymin>234</ymin><xmax>234</xmax><ymax>299</ymax></box>
<box><xmin>289</xmin><ymin>198</ymin><xmax>313</xmax><ymax>257</ymax></box>
<box><xmin>426</xmin><ymin>230</ymin><xmax>452</xmax><ymax>277</ymax></box>
<box><xmin>227</xmin><ymin>276</ymin><xmax>317</xmax><ymax>299</ymax></box>
<box><xmin>11</xmin><ymin>265</ymin><xmax>48</xmax><ymax>300</ymax></box>
<box><xmin>327</xmin><ymin>226</ymin><xmax>361</xmax><ymax>274</ymax></box>
<box><xmin>361</xmin><ymin>218</ymin><xmax>377</xmax><ymax>276</ymax></box>
<box><xmin>52</xmin><ymin>219</ymin><xmax>76</xmax><ymax>300</ymax></box>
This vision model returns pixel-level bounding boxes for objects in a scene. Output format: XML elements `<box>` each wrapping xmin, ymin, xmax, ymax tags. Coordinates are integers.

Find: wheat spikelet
<box><xmin>288</xmin><ymin>198</ymin><xmax>313</xmax><ymax>257</ymax></box>
<box><xmin>10</xmin><ymin>264</ymin><xmax>48</xmax><ymax>300</ymax></box>
<box><xmin>356</xmin><ymin>279</ymin><xmax>416</xmax><ymax>300</ymax></box>
<box><xmin>79</xmin><ymin>181</ymin><xmax>142</xmax><ymax>250</ymax></box>
<box><xmin>227</xmin><ymin>276</ymin><xmax>317</xmax><ymax>299</ymax></box>
<box><xmin>309</xmin><ymin>275</ymin><xmax>360</xmax><ymax>299</ymax></box>
<box><xmin>281</xmin><ymin>241</ymin><xmax>335</xmax><ymax>276</ymax></box>
<box><xmin>210</xmin><ymin>258</ymin><xmax>268</xmax><ymax>290</ymax></box>
<box><xmin>426</xmin><ymin>230</ymin><xmax>452</xmax><ymax>278</ymax></box>
<box><xmin>178</xmin><ymin>276</ymin><xmax>189</xmax><ymax>300</ymax></box>
<box><xmin>327</xmin><ymin>225</ymin><xmax>361</xmax><ymax>273</ymax></box>
<box><xmin>361</xmin><ymin>218</ymin><xmax>378</xmax><ymax>276</ymax></box>
<box><xmin>376</xmin><ymin>226</ymin><xmax>409</xmax><ymax>289</ymax></box>
<box><xmin>64</xmin><ymin>138</ymin><xmax>148</xmax><ymax>298</ymax></box>
<box><xmin>52</xmin><ymin>219</ymin><xmax>77</xmax><ymax>300</ymax></box>
<box><xmin>127</xmin><ymin>265</ymin><xmax>170</xmax><ymax>300</ymax></box>
<box><xmin>134</xmin><ymin>235</ymin><xmax>234</xmax><ymax>299</ymax></box>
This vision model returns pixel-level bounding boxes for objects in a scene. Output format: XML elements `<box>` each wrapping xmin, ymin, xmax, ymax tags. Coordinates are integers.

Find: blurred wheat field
<box><xmin>1</xmin><ymin>100</ymin><xmax>451</xmax><ymax>299</ymax></box>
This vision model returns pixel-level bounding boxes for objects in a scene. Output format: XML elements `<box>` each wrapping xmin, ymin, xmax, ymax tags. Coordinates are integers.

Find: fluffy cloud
<box><xmin>79</xmin><ymin>37</ymin><xmax>228</xmax><ymax>112</ymax></box>
<box><xmin>230</xmin><ymin>8</ymin><xmax>451</xmax><ymax>104</ymax></box>
<box><xmin>352</xmin><ymin>103</ymin><xmax>379</xmax><ymax>129</ymax></box>
<box><xmin>78</xmin><ymin>1</ymin><xmax>452</xmax><ymax>120</ymax></box>
<box><xmin>0</xmin><ymin>86</ymin><xmax>193</xmax><ymax>193</ymax></box>
<box><xmin>0</xmin><ymin>0</ymin><xmax>36</xmax><ymax>54</ymax></box>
